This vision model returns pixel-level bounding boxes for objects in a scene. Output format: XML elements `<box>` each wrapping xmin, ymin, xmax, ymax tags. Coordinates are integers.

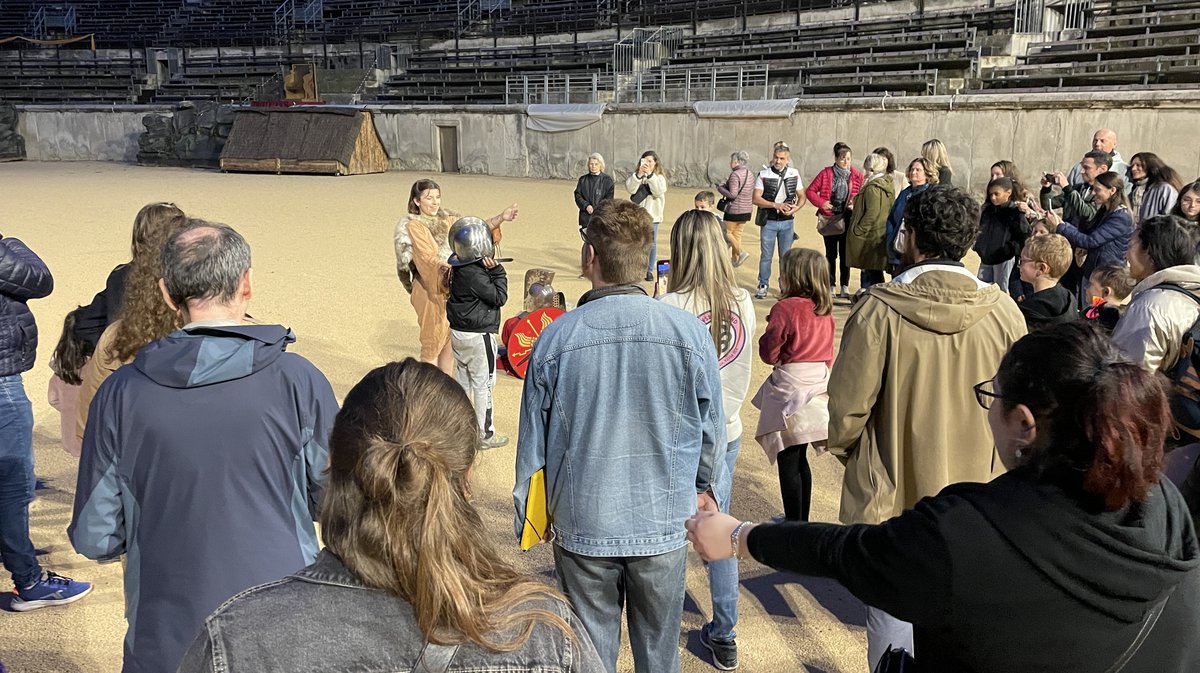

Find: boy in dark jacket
<box><xmin>448</xmin><ymin>225</ymin><xmax>509</xmax><ymax>449</ymax></box>
<box><xmin>1017</xmin><ymin>233</ymin><xmax>1077</xmax><ymax>332</ymax></box>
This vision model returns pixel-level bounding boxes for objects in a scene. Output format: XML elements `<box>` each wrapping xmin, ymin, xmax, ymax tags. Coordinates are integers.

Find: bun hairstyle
<box><xmin>319</xmin><ymin>359</ymin><xmax>573</xmax><ymax>650</ymax></box>
<box><xmin>996</xmin><ymin>322</ymin><xmax>1168</xmax><ymax>511</ymax></box>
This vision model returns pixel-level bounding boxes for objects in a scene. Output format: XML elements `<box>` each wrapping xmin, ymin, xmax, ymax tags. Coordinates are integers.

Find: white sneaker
<box><xmin>754</xmin><ymin>285</ymin><xmax>769</xmax><ymax>300</ymax></box>
<box><xmin>481</xmin><ymin>434</ymin><xmax>509</xmax><ymax>450</ymax></box>
<box><xmin>839</xmin><ymin>285</ymin><xmax>850</xmax><ymax>298</ymax></box>
<box><xmin>734</xmin><ymin>252</ymin><xmax>750</xmax><ymax>267</ymax></box>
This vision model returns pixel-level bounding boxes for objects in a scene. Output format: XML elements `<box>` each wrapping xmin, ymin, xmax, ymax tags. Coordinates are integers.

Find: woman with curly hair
<box><xmin>75</xmin><ymin>206</ymin><xmax>190</xmax><ymax>442</ymax></box>
<box><xmin>395</xmin><ymin>179</ymin><xmax>516</xmax><ymax>375</ymax></box>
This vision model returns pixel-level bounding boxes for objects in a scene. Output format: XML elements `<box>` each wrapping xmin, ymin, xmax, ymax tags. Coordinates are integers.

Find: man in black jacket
<box><xmin>0</xmin><ymin>235</ymin><xmax>92</xmax><ymax>611</ymax></box>
<box><xmin>447</xmin><ymin>221</ymin><xmax>509</xmax><ymax>449</ymax></box>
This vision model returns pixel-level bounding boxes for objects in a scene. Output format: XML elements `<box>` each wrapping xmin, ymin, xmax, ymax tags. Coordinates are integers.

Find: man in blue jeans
<box><xmin>753</xmin><ymin>142</ymin><xmax>806</xmax><ymax>299</ymax></box>
<box><xmin>514</xmin><ymin>199</ymin><xmax>726</xmax><ymax>673</ymax></box>
<box><xmin>0</xmin><ymin>234</ymin><xmax>92</xmax><ymax>611</ymax></box>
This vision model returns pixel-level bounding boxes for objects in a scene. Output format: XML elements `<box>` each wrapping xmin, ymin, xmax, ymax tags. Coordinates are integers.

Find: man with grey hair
<box><xmin>70</xmin><ymin>221</ymin><xmax>338</xmax><ymax>673</ymax></box>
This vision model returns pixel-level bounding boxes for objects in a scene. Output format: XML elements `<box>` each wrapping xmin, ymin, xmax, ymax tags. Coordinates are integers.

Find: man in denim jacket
<box><xmin>514</xmin><ymin>199</ymin><xmax>726</xmax><ymax>673</ymax></box>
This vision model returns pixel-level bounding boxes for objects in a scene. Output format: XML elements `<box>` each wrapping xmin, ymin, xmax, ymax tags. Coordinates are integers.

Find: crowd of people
<box><xmin>2</xmin><ymin>126</ymin><xmax>1199</xmax><ymax>673</ymax></box>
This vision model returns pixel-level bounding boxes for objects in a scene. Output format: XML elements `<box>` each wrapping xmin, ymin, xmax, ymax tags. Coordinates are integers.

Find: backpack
<box><xmin>1153</xmin><ymin>284</ymin><xmax>1200</xmax><ymax>441</ymax></box>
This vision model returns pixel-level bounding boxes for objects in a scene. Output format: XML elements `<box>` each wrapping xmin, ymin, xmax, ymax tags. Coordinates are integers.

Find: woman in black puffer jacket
<box><xmin>574</xmin><ymin>153</ymin><xmax>614</xmax><ymax>230</ymax></box>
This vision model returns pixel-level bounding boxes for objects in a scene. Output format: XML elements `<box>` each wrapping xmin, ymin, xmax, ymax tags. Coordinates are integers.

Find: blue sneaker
<box><xmin>12</xmin><ymin>572</ymin><xmax>92</xmax><ymax>611</ymax></box>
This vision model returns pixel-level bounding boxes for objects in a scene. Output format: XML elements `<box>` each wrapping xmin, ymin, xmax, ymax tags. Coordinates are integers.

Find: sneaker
<box><xmin>11</xmin><ymin>572</ymin><xmax>92</xmax><ymax>612</ymax></box>
<box><xmin>733</xmin><ymin>252</ymin><xmax>749</xmax><ymax>268</ymax></box>
<box><xmin>645</xmin><ymin>272</ymin><xmax>655</xmax><ymax>282</ymax></box>
<box><xmin>481</xmin><ymin>434</ymin><xmax>509</xmax><ymax>450</ymax></box>
<box><xmin>839</xmin><ymin>285</ymin><xmax>850</xmax><ymax>299</ymax></box>
<box><xmin>754</xmin><ymin>284</ymin><xmax>768</xmax><ymax>300</ymax></box>
<box><xmin>700</xmin><ymin>623</ymin><xmax>738</xmax><ymax>670</ymax></box>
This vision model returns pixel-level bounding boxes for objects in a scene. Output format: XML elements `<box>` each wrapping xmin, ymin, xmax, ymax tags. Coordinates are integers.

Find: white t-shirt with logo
<box><xmin>659</xmin><ymin>287</ymin><xmax>756</xmax><ymax>440</ymax></box>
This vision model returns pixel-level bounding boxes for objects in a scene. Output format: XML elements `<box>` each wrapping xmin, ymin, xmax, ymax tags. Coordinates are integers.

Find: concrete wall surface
<box><xmin>16</xmin><ymin>91</ymin><xmax>1200</xmax><ymax>194</ymax></box>
<box><xmin>368</xmin><ymin>91</ymin><xmax>1200</xmax><ymax>194</ymax></box>
<box><xmin>17</xmin><ymin>108</ymin><xmax>167</xmax><ymax>162</ymax></box>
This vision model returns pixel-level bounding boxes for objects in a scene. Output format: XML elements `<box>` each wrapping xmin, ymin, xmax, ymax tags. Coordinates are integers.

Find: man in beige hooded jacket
<box><xmin>827</xmin><ymin>186</ymin><xmax>1026</xmax><ymax>668</ymax></box>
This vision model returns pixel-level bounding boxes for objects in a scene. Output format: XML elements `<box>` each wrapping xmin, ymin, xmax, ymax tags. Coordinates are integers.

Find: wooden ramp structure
<box><xmin>219</xmin><ymin>107</ymin><xmax>388</xmax><ymax>175</ymax></box>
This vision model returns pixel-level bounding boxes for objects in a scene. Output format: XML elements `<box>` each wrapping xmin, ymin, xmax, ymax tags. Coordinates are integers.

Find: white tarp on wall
<box><xmin>525</xmin><ymin>103</ymin><xmax>607</xmax><ymax>132</ymax></box>
<box><xmin>692</xmin><ymin>99</ymin><xmax>798</xmax><ymax>119</ymax></box>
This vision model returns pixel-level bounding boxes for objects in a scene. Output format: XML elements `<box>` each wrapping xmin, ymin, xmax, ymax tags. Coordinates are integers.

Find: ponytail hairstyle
<box><xmin>995</xmin><ymin>322</ymin><xmax>1168</xmax><ymax>511</ymax></box>
<box><xmin>986</xmin><ymin>177</ymin><xmax>1016</xmax><ymax>204</ymax></box>
<box><xmin>667</xmin><ymin>210</ymin><xmax>740</xmax><ymax>354</ymax></box>
<box><xmin>990</xmin><ymin>160</ymin><xmax>1029</xmax><ymax>202</ymax></box>
<box><xmin>319</xmin><ymin>359</ymin><xmax>573</xmax><ymax>650</ymax></box>
<box><xmin>1094</xmin><ymin>171</ymin><xmax>1131</xmax><ymax>214</ymax></box>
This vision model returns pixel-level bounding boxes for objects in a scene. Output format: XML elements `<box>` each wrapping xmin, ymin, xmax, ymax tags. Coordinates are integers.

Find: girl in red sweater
<box><xmin>752</xmin><ymin>248</ymin><xmax>836</xmax><ymax>521</ymax></box>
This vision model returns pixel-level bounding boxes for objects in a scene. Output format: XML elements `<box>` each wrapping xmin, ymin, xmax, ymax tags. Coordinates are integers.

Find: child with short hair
<box><xmin>1083</xmin><ymin>265</ymin><xmax>1136</xmax><ymax>333</ymax></box>
<box><xmin>752</xmin><ymin>248</ymin><xmax>835</xmax><ymax>521</ymax></box>
<box><xmin>694</xmin><ymin>190</ymin><xmax>717</xmax><ymax>211</ymax></box>
<box><xmin>1017</xmin><ymin>233</ymin><xmax>1076</xmax><ymax>332</ymax></box>
<box><xmin>974</xmin><ymin>177</ymin><xmax>1029</xmax><ymax>294</ymax></box>
<box><xmin>447</xmin><ymin>221</ymin><xmax>509</xmax><ymax>449</ymax></box>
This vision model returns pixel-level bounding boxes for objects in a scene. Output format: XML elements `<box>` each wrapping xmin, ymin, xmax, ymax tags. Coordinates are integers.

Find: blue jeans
<box><xmin>0</xmin><ymin>374</ymin><xmax>39</xmax><ymax>588</ymax></box>
<box><xmin>758</xmin><ymin>218</ymin><xmax>795</xmax><ymax>287</ymax></box>
<box><xmin>554</xmin><ymin>544</ymin><xmax>688</xmax><ymax>673</ymax></box>
<box><xmin>648</xmin><ymin>221</ymin><xmax>661</xmax><ymax>277</ymax></box>
<box><xmin>706</xmin><ymin>437</ymin><xmax>741</xmax><ymax>640</ymax></box>
<box><xmin>978</xmin><ymin>258</ymin><xmax>1015</xmax><ymax>293</ymax></box>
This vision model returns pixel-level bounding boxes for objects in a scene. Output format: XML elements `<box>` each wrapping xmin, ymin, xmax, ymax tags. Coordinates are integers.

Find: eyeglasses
<box><xmin>973</xmin><ymin>379</ymin><xmax>1003</xmax><ymax>410</ymax></box>
<box><xmin>1018</xmin><ymin>257</ymin><xmax>1036</xmax><ymax>266</ymax></box>
<box><xmin>580</xmin><ymin>229</ymin><xmax>590</xmax><ymax>244</ymax></box>
<box><xmin>774</xmin><ymin>141</ymin><xmax>790</xmax><ymax>152</ymax></box>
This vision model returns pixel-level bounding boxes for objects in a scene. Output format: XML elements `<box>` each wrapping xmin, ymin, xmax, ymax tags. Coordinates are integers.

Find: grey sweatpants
<box><xmin>450</xmin><ymin>329</ymin><xmax>497</xmax><ymax>438</ymax></box>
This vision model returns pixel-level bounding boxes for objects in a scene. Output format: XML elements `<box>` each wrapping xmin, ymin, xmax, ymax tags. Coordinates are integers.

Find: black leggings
<box><xmin>777</xmin><ymin>443</ymin><xmax>812</xmax><ymax>522</ymax></box>
<box><xmin>823</xmin><ymin>233</ymin><xmax>849</xmax><ymax>287</ymax></box>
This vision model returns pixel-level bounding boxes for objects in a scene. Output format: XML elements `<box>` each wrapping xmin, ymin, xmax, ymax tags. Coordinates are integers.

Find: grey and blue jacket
<box><xmin>69</xmin><ymin>324</ymin><xmax>338</xmax><ymax>673</ymax></box>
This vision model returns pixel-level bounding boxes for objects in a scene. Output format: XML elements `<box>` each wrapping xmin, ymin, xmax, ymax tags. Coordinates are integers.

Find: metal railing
<box><xmin>299</xmin><ymin>0</ymin><xmax>323</xmax><ymax>29</ymax></box>
<box><xmin>617</xmin><ymin>65</ymin><xmax>772</xmax><ymax>103</ymax></box>
<box><xmin>613</xmin><ymin>27</ymin><xmax>684</xmax><ymax>84</ymax></box>
<box><xmin>273</xmin><ymin>0</ymin><xmax>294</xmax><ymax>43</ymax></box>
<box><xmin>29</xmin><ymin>4</ymin><xmax>77</xmax><ymax>39</ymax></box>
<box><xmin>1015</xmin><ymin>0</ymin><xmax>1094</xmax><ymax>37</ymax></box>
<box><xmin>505</xmin><ymin>72</ymin><xmax>607</xmax><ymax>104</ymax></box>
<box><xmin>505</xmin><ymin>65</ymin><xmax>773</xmax><ymax>104</ymax></box>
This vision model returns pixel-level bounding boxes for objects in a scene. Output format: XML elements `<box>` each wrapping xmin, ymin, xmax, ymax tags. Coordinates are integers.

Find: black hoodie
<box><xmin>748</xmin><ymin>469</ymin><xmax>1200</xmax><ymax>673</ymax></box>
<box><xmin>1019</xmin><ymin>283</ymin><xmax>1078</xmax><ymax>332</ymax></box>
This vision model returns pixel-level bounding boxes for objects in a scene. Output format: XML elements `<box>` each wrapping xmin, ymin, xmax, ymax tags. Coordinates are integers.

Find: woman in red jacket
<box><xmin>807</xmin><ymin>143</ymin><xmax>864</xmax><ymax>298</ymax></box>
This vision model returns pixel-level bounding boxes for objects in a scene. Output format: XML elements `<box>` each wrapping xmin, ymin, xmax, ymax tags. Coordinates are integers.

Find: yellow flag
<box><xmin>520</xmin><ymin>468</ymin><xmax>550</xmax><ymax>551</ymax></box>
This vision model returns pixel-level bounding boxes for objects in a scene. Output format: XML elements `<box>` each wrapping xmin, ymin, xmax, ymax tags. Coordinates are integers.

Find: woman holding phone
<box><xmin>625</xmin><ymin>150</ymin><xmax>668</xmax><ymax>281</ymax></box>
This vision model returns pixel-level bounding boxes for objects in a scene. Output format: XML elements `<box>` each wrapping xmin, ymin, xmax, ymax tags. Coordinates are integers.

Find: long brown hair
<box><xmin>779</xmin><ymin>248</ymin><xmax>832</xmax><ymax>315</ymax></box>
<box><xmin>319</xmin><ymin>359</ymin><xmax>573</xmax><ymax>650</ymax></box>
<box><xmin>408</xmin><ymin>179</ymin><xmax>441</xmax><ymax>215</ymax></box>
<box><xmin>667</xmin><ymin>210</ymin><xmax>740</xmax><ymax>353</ymax></box>
<box><xmin>106</xmin><ymin>205</ymin><xmax>190</xmax><ymax>363</ymax></box>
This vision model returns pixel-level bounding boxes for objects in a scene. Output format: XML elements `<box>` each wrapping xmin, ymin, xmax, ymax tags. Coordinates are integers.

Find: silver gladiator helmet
<box><xmin>447</xmin><ymin>216</ymin><xmax>494</xmax><ymax>266</ymax></box>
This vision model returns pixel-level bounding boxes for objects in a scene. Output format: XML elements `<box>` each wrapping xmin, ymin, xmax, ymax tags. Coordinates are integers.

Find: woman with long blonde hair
<box><xmin>658</xmin><ymin>209</ymin><xmax>755</xmax><ymax>669</ymax></box>
<box><xmin>178</xmin><ymin>359</ymin><xmax>604</xmax><ymax>672</ymax></box>
<box><xmin>75</xmin><ymin>204</ymin><xmax>190</xmax><ymax>442</ymax></box>
<box><xmin>922</xmin><ymin>138</ymin><xmax>954</xmax><ymax>187</ymax></box>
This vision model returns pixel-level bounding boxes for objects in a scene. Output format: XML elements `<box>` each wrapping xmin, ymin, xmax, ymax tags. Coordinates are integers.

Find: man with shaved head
<box><xmin>1067</xmin><ymin>128</ymin><xmax>1127</xmax><ymax>186</ymax></box>
<box><xmin>70</xmin><ymin>220</ymin><xmax>338</xmax><ymax>673</ymax></box>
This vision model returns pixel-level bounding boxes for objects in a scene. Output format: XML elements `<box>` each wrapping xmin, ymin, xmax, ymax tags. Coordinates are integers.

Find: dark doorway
<box><xmin>438</xmin><ymin>125</ymin><xmax>459</xmax><ymax>173</ymax></box>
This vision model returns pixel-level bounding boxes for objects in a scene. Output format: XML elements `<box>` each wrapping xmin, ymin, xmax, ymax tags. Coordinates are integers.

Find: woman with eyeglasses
<box><xmin>686</xmin><ymin>321</ymin><xmax>1200</xmax><ymax>673</ymax></box>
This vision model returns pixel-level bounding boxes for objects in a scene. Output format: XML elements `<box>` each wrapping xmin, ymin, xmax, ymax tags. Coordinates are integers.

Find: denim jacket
<box><xmin>177</xmin><ymin>549</ymin><xmax>605</xmax><ymax>673</ymax></box>
<box><xmin>513</xmin><ymin>290</ymin><xmax>727</xmax><ymax>557</ymax></box>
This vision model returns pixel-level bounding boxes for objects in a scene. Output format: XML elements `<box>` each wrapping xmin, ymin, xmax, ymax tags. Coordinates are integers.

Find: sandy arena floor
<box><xmin>0</xmin><ymin>161</ymin><xmax>876</xmax><ymax>673</ymax></box>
